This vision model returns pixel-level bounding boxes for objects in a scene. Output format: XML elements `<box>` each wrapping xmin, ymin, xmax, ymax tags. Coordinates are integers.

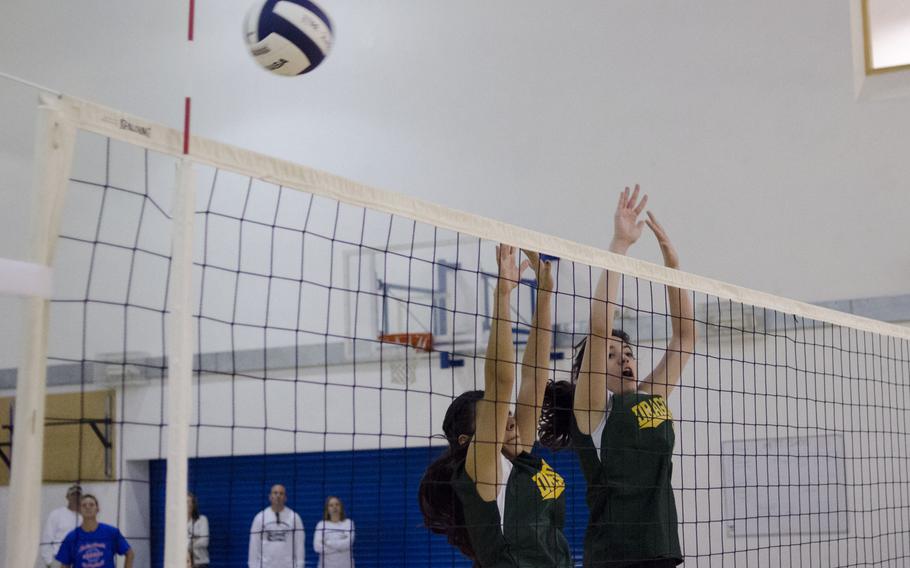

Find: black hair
<box><xmin>417</xmin><ymin>390</ymin><xmax>484</xmax><ymax>560</ymax></box>
<box><xmin>539</xmin><ymin>379</ymin><xmax>576</xmax><ymax>450</ymax></box>
<box><xmin>537</xmin><ymin>330</ymin><xmax>634</xmax><ymax>451</ymax></box>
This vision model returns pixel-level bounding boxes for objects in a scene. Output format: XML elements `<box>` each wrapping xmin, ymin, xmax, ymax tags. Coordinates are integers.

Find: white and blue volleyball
<box><xmin>244</xmin><ymin>0</ymin><xmax>333</xmax><ymax>76</ymax></box>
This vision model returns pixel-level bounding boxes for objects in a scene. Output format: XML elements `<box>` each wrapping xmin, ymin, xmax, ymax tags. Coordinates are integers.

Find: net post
<box><xmin>163</xmin><ymin>159</ymin><xmax>196</xmax><ymax>568</ymax></box>
<box><xmin>4</xmin><ymin>96</ymin><xmax>76</xmax><ymax>568</ymax></box>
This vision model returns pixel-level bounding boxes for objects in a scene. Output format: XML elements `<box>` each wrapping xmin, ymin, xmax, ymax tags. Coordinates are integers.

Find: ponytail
<box><xmin>537</xmin><ymin>330</ymin><xmax>632</xmax><ymax>450</ymax></box>
<box><xmin>417</xmin><ymin>390</ymin><xmax>483</xmax><ymax>560</ymax></box>
<box><xmin>538</xmin><ymin>380</ymin><xmax>576</xmax><ymax>450</ymax></box>
<box><xmin>418</xmin><ymin>443</ymin><xmax>475</xmax><ymax>559</ymax></box>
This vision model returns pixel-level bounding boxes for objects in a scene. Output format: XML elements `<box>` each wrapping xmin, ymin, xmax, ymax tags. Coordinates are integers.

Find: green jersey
<box><xmin>452</xmin><ymin>452</ymin><xmax>573</xmax><ymax>567</ymax></box>
<box><xmin>572</xmin><ymin>392</ymin><xmax>682</xmax><ymax>567</ymax></box>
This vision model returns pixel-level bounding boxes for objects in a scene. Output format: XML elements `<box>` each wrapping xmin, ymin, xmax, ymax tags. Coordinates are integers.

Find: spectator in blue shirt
<box><xmin>55</xmin><ymin>494</ymin><xmax>134</xmax><ymax>568</ymax></box>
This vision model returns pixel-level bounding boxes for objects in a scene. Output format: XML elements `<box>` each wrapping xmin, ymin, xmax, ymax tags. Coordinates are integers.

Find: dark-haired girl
<box><xmin>541</xmin><ymin>186</ymin><xmax>697</xmax><ymax>568</ymax></box>
<box><xmin>418</xmin><ymin>245</ymin><xmax>571</xmax><ymax>567</ymax></box>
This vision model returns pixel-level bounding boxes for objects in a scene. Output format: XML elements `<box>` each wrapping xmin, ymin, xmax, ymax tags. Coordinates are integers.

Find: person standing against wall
<box><xmin>187</xmin><ymin>492</ymin><xmax>210</xmax><ymax>568</ymax></box>
<box><xmin>40</xmin><ymin>484</ymin><xmax>83</xmax><ymax>568</ymax></box>
<box><xmin>248</xmin><ymin>484</ymin><xmax>306</xmax><ymax>568</ymax></box>
<box><xmin>54</xmin><ymin>494</ymin><xmax>134</xmax><ymax>568</ymax></box>
<box><xmin>313</xmin><ymin>496</ymin><xmax>355</xmax><ymax>568</ymax></box>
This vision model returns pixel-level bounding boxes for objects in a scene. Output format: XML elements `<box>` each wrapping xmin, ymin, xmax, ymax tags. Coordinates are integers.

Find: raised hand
<box><xmin>522</xmin><ymin>250</ymin><xmax>554</xmax><ymax>294</ymax></box>
<box><xmin>612</xmin><ymin>184</ymin><xmax>648</xmax><ymax>253</ymax></box>
<box><xmin>644</xmin><ymin>211</ymin><xmax>680</xmax><ymax>269</ymax></box>
<box><xmin>496</xmin><ymin>244</ymin><xmax>529</xmax><ymax>293</ymax></box>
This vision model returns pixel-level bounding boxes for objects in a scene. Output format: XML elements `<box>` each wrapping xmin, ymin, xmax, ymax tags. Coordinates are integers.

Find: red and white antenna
<box><xmin>183</xmin><ymin>0</ymin><xmax>195</xmax><ymax>155</ymax></box>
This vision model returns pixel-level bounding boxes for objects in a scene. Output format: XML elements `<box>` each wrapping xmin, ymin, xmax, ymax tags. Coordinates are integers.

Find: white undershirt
<box><xmin>496</xmin><ymin>454</ymin><xmax>513</xmax><ymax>530</ymax></box>
<box><xmin>591</xmin><ymin>393</ymin><xmax>613</xmax><ymax>460</ymax></box>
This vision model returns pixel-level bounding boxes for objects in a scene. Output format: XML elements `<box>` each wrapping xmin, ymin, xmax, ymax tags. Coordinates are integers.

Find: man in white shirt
<box><xmin>248</xmin><ymin>484</ymin><xmax>305</xmax><ymax>568</ymax></box>
<box><xmin>40</xmin><ymin>484</ymin><xmax>83</xmax><ymax>568</ymax></box>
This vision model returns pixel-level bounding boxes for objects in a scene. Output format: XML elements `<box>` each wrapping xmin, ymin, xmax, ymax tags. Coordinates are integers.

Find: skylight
<box><xmin>864</xmin><ymin>0</ymin><xmax>910</xmax><ymax>72</ymax></box>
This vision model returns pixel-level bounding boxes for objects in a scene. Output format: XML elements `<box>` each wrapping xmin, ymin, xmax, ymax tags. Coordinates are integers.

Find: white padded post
<box><xmin>0</xmin><ymin>258</ymin><xmax>53</xmax><ymax>298</ymax></box>
<box><xmin>163</xmin><ymin>159</ymin><xmax>196</xmax><ymax>568</ymax></box>
<box><xmin>4</xmin><ymin>95</ymin><xmax>76</xmax><ymax>568</ymax></box>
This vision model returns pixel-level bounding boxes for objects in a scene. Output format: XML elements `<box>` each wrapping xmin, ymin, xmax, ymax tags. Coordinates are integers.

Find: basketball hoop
<box><xmin>378</xmin><ymin>332</ymin><xmax>433</xmax><ymax>352</ymax></box>
<box><xmin>378</xmin><ymin>333</ymin><xmax>433</xmax><ymax>385</ymax></box>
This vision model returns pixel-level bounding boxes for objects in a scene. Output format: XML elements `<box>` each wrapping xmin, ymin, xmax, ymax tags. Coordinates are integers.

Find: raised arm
<box><xmin>515</xmin><ymin>251</ymin><xmax>553</xmax><ymax>454</ymax></box>
<box><xmin>640</xmin><ymin>211</ymin><xmax>696</xmax><ymax>399</ymax></box>
<box><xmin>466</xmin><ymin>244</ymin><xmax>526</xmax><ymax>501</ymax></box>
<box><xmin>574</xmin><ymin>186</ymin><xmax>647</xmax><ymax>434</ymax></box>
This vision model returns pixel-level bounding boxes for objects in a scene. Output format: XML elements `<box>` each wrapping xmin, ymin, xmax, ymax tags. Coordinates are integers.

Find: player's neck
<box><xmin>67</xmin><ymin>503</ymin><xmax>80</xmax><ymax>513</ymax></box>
<box><xmin>82</xmin><ymin>518</ymin><xmax>99</xmax><ymax>532</ymax></box>
<box><xmin>270</xmin><ymin>505</ymin><xmax>285</xmax><ymax>514</ymax></box>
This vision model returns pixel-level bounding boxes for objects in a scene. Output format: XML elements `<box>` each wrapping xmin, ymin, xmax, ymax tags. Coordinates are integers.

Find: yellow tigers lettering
<box><xmin>631</xmin><ymin>397</ymin><xmax>672</xmax><ymax>429</ymax></box>
<box><xmin>532</xmin><ymin>459</ymin><xmax>565</xmax><ymax>500</ymax></box>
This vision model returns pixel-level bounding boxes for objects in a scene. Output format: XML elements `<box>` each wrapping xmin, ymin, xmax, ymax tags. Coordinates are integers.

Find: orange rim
<box><xmin>377</xmin><ymin>333</ymin><xmax>433</xmax><ymax>352</ymax></box>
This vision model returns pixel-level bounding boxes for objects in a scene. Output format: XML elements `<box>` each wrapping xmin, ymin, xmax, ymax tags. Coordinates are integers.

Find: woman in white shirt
<box><xmin>187</xmin><ymin>492</ymin><xmax>210</xmax><ymax>568</ymax></box>
<box><xmin>313</xmin><ymin>496</ymin><xmax>355</xmax><ymax>568</ymax></box>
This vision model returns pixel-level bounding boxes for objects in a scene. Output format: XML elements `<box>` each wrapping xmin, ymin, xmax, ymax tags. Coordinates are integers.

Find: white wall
<box><xmin>2</xmin><ymin>1</ymin><xmax>910</xmax><ymax>565</ymax></box>
<box><xmin>1</xmin><ymin>0</ymin><xmax>909</xmax><ymax>304</ymax></box>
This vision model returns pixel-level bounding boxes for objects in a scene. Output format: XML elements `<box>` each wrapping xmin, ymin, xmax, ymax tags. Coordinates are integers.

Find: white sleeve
<box><xmin>40</xmin><ymin>512</ymin><xmax>57</xmax><ymax>566</ymax></box>
<box><xmin>248</xmin><ymin>512</ymin><xmax>263</xmax><ymax>568</ymax></box>
<box><xmin>312</xmin><ymin>521</ymin><xmax>325</xmax><ymax>554</ymax></box>
<box><xmin>192</xmin><ymin>516</ymin><xmax>210</xmax><ymax>556</ymax></box>
<box><xmin>332</xmin><ymin>520</ymin><xmax>353</xmax><ymax>553</ymax></box>
<box><xmin>294</xmin><ymin>514</ymin><xmax>306</xmax><ymax>568</ymax></box>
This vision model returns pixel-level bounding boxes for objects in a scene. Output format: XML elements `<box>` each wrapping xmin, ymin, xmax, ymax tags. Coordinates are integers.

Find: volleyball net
<box><xmin>3</xmin><ymin>94</ymin><xmax>910</xmax><ymax>567</ymax></box>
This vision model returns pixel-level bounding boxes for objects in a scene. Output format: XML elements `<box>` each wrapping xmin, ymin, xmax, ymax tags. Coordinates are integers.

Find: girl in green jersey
<box><xmin>539</xmin><ymin>186</ymin><xmax>697</xmax><ymax>568</ymax></box>
<box><xmin>419</xmin><ymin>246</ymin><xmax>572</xmax><ymax>568</ymax></box>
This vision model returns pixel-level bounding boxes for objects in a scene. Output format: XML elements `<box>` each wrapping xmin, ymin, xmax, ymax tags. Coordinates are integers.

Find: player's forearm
<box><xmin>667</xmin><ymin>285</ymin><xmax>696</xmax><ymax>350</ymax></box>
<box><xmin>485</xmin><ymin>285</ymin><xmax>515</xmax><ymax>398</ymax></box>
<box><xmin>590</xmin><ymin>261</ymin><xmax>621</xmax><ymax>339</ymax></box>
<box><xmin>521</xmin><ymin>290</ymin><xmax>552</xmax><ymax>400</ymax></box>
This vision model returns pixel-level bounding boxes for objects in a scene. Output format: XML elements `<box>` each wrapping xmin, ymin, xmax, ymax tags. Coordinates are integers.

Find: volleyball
<box><xmin>244</xmin><ymin>0</ymin><xmax>333</xmax><ymax>76</ymax></box>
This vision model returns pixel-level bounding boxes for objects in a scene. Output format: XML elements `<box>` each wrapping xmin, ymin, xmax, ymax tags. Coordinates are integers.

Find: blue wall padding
<box><xmin>150</xmin><ymin>445</ymin><xmax>588</xmax><ymax>567</ymax></box>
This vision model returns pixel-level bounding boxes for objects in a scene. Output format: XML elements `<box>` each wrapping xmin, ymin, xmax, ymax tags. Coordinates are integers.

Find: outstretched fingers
<box><xmin>522</xmin><ymin>249</ymin><xmax>540</xmax><ymax>270</ymax></box>
<box><xmin>496</xmin><ymin>244</ymin><xmax>529</xmax><ymax>290</ymax></box>
<box><xmin>645</xmin><ymin>211</ymin><xmax>666</xmax><ymax>239</ymax></box>
<box><xmin>645</xmin><ymin>212</ymin><xmax>679</xmax><ymax>268</ymax></box>
<box><xmin>628</xmin><ymin>184</ymin><xmax>640</xmax><ymax>208</ymax></box>
<box><xmin>634</xmin><ymin>193</ymin><xmax>649</xmax><ymax>215</ymax></box>
<box><xmin>519</xmin><ymin>258</ymin><xmax>530</xmax><ymax>277</ymax></box>
<box><xmin>624</xmin><ymin>184</ymin><xmax>647</xmax><ymax>212</ymax></box>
